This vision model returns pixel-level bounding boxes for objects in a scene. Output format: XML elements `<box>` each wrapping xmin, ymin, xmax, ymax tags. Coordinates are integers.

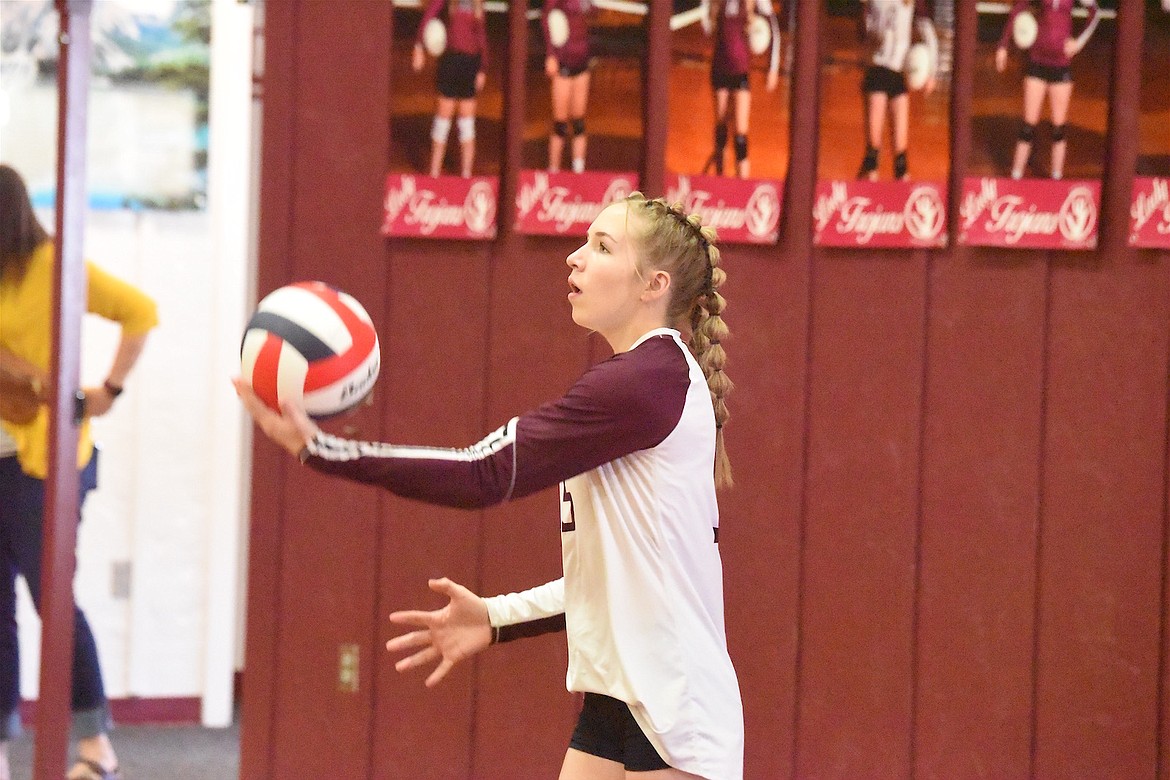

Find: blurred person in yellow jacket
<box><xmin>0</xmin><ymin>164</ymin><xmax>157</xmax><ymax>780</ymax></box>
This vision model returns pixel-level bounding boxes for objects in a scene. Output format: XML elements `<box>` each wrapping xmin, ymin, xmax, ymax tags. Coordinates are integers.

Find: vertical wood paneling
<box><xmin>370</xmin><ymin>241</ymin><xmax>491</xmax><ymax>780</ymax></box>
<box><xmin>915</xmin><ymin>250</ymin><xmax>1046</xmax><ymax>779</ymax></box>
<box><xmin>243</xmin><ymin>2</ymin><xmax>1170</xmax><ymax>779</ymax></box>
<box><xmin>239</xmin><ymin>0</ymin><xmax>297</xmax><ymax>775</ymax></box>
<box><xmin>720</xmin><ymin>242</ymin><xmax>808</xmax><ymax>780</ymax></box>
<box><xmin>1034</xmin><ymin>259</ymin><xmax>1167</xmax><ymax>778</ymax></box>
<box><xmin>796</xmin><ymin>251</ymin><xmax>927</xmax><ymax>778</ymax></box>
<box><xmin>264</xmin><ymin>2</ymin><xmax>392</xmax><ymax>778</ymax></box>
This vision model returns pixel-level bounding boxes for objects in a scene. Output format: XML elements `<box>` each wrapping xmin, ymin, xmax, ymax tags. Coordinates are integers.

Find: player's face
<box><xmin>566</xmin><ymin>202</ymin><xmax>647</xmax><ymax>344</ymax></box>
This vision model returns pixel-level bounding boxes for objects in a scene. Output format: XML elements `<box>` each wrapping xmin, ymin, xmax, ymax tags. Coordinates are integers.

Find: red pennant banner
<box><xmin>514</xmin><ymin>170</ymin><xmax>639</xmax><ymax>236</ymax></box>
<box><xmin>813</xmin><ymin>180</ymin><xmax>947</xmax><ymax>248</ymax></box>
<box><xmin>959</xmin><ymin>177</ymin><xmax>1099</xmax><ymax>250</ymax></box>
<box><xmin>1130</xmin><ymin>177</ymin><xmax>1170</xmax><ymax>249</ymax></box>
<box><xmin>663</xmin><ymin>175</ymin><xmax>783</xmax><ymax>245</ymax></box>
<box><xmin>381</xmin><ymin>174</ymin><xmax>498</xmax><ymax>240</ymax></box>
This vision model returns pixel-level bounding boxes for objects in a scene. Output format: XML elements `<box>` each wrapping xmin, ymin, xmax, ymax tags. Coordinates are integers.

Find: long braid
<box><xmin>690</xmin><ymin>223</ymin><xmax>733</xmax><ymax>489</ymax></box>
<box><xmin>625</xmin><ymin>193</ymin><xmax>734</xmax><ymax>489</ymax></box>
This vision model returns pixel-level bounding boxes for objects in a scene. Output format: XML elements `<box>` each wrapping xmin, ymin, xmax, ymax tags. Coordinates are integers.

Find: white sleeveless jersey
<box><xmin>864</xmin><ymin>0</ymin><xmax>937</xmax><ymax>73</ymax></box>
<box><xmin>305</xmin><ymin>327</ymin><xmax>743</xmax><ymax>779</ymax></box>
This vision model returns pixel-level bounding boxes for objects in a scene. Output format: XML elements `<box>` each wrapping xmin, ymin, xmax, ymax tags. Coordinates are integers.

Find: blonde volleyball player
<box><xmin>703</xmin><ymin>0</ymin><xmax>781</xmax><ymax>178</ymax></box>
<box><xmin>413</xmin><ymin>0</ymin><xmax>488</xmax><ymax>177</ymax></box>
<box><xmin>237</xmin><ymin>193</ymin><xmax>742</xmax><ymax>779</ymax></box>
<box><xmin>544</xmin><ymin>0</ymin><xmax>595</xmax><ymax>174</ymax></box>
<box><xmin>856</xmin><ymin>0</ymin><xmax>938</xmax><ymax>182</ymax></box>
<box><xmin>995</xmin><ymin>0</ymin><xmax>1100</xmax><ymax>180</ymax></box>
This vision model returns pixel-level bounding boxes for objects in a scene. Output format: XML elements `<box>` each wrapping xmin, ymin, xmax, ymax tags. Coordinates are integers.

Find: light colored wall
<box><xmin>16</xmin><ymin>208</ymin><xmax>225</xmax><ymax>701</ymax></box>
<box><xmin>4</xmin><ymin>0</ymin><xmax>254</xmax><ymax>728</ymax></box>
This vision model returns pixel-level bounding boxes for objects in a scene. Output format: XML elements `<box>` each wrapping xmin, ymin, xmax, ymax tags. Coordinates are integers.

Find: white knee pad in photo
<box><xmin>457</xmin><ymin>116</ymin><xmax>476</xmax><ymax>143</ymax></box>
<box><xmin>431</xmin><ymin>116</ymin><xmax>452</xmax><ymax>144</ymax></box>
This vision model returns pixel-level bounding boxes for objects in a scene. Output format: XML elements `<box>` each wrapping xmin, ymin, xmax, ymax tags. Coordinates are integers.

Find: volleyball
<box><xmin>422</xmin><ymin>18</ymin><xmax>447</xmax><ymax>57</ymax></box>
<box><xmin>904</xmin><ymin>43</ymin><xmax>931</xmax><ymax>91</ymax></box>
<box><xmin>747</xmin><ymin>15</ymin><xmax>770</xmax><ymax>56</ymax></box>
<box><xmin>240</xmin><ymin>281</ymin><xmax>380</xmax><ymax>419</ymax></box>
<box><xmin>1012</xmin><ymin>10</ymin><xmax>1038</xmax><ymax>50</ymax></box>
<box><xmin>547</xmin><ymin>8</ymin><xmax>569</xmax><ymax>48</ymax></box>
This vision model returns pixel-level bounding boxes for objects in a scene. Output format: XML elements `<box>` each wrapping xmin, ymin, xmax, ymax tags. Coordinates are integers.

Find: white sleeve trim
<box><xmin>484</xmin><ymin>578</ymin><xmax>565</xmax><ymax>627</ymax></box>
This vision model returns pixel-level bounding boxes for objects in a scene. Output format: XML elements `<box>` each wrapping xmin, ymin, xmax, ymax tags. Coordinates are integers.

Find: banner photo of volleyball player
<box><xmin>815</xmin><ymin>1</ymin><xmax>951</xmax><ymax>248</ymax></box>
<box><xmin>964</xmin><ymin>1</ymin><xmax>1115</xmax><ymax>249</ymax></box>
<box><xmin>1128</xmin><ymin>2</ymin><xmax>1170</xmax><ymax>248</ymax></box>
<box><xmin>519</xmin><ymin>0</ymin><xmax>643</xmax><ymax>176</ymax></box>
<box><xmin>662</xmin><ymin>0</ymin><xmax>789</xmax><ymax>244</ymax></box>
<box><xmin>386</xmin><ymin>0</ymin><xmax>502</xmax><ymax>238</ymax></box>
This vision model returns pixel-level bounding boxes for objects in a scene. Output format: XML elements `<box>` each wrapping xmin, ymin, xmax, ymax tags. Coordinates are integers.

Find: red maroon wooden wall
<box><xmin>240</xmin><ymin>1</ymin><xmax>1170</xmax><ymax>778</ymax></box>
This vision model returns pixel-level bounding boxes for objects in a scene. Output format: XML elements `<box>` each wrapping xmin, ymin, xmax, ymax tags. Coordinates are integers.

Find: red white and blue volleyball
<box><xmin>240</xmin><ymin>281</ymin><xmax>380</xmax><ymax>419</ymax></box>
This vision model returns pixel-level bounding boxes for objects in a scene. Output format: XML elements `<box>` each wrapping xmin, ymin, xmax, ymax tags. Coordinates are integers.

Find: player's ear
<box><xmin>643</xmin><ymin>270</ymin><xmax>671</xmax><ymax>301</ymax></box>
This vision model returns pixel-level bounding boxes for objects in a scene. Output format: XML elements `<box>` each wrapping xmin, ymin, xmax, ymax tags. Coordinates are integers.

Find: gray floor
<box><xmin>8</xmin><ymin>722</ymin><xmax>240</xmax><ymax>779</ymax></box>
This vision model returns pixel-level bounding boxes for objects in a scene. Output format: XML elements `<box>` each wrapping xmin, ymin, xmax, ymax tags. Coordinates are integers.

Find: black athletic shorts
<box><xmin>711</xmin><ymin>70</ymin><xmax>750</xmax><ymax>92</ymax></box>
<box><xmin>569</xmin><ymin>693</ymin><xmax>670</xmax><ymax>772</ymax></box>
<box><xmin>861</xmin><ymin>65</ymin><xmax>907</xmax><ymax>98</ymax></box>
<box><xmin>1025</xmin><ymin>60</ymin><xmax>1072</xmax><ymax>84</ymax></box>
<box><xmin>557</xmin><ymin>57</ymin><xmax>592</xmax><ymax>78</ymax></box>
<box><xmin>436</xmin><ymin>50</ymin><xmax>482</xmax><ymax>99</ymax></box>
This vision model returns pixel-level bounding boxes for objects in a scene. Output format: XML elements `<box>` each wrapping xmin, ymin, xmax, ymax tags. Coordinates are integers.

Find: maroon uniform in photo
<box><xmin>544</xmin><ymin>0</ymin><xmax>592</xmax><ymax>75</ymax></box>
<box><xmin>711</xmin><ymin>0</ymin><xmax>778</xmax><ymax>78</ymax></box>
<box><xmin>999</xmin><ymin>0</ymin><xmax>1100</xmax><ymax>70</ymax></box>
<box><xmin>418</xmin><ymin>0</ymin><xmax>488</xmax><ymax>60</ymax></box>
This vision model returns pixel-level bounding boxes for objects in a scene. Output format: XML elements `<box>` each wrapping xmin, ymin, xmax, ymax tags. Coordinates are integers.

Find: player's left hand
<box><xmin>387</xmin><ymin>577</ymin><xmax>492</xmax><ymax>688</ymax></box>
<box><xmin>766</xmin><ymin>69</ymin><xmax>779</xmax><ymax>92</ymax></box>
<box><xmin>476</xmin><ymin>71</ymin><xmax>486</xmax><ymax>94</ymax></box>
<box><xmin>1062</xmin><ymin>38</ymin><xmax>1080</xmax><ymax>58</ymax></box>
<box><xmin>923</xmin><ymin>75</ymin><xmax>936</xmax><ymax>96</ymax></box>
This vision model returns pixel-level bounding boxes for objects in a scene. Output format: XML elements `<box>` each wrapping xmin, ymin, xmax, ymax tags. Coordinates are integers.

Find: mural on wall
<box><xmin>1130</xmin><ymin>0</ymin><xmax>1170</xmax><ymax>248</ymax></box>
<box><xmin>514</xmin><ymin>0</ymin><xmax>643</xmax><ymax>236</ymax></box>
<box><xmin>664</xmin><ymin>0</ymin><xmax>789</xmax><ymax>245</ymax></box>
<box><xmin>961</xmin><ymin>0</ymin><xmax>1115</xmax><ymax>249</ymax></box>
<box><xmin>815</xmin><ymin>0</ymin><xmax>951</xmax><ymax>248</ymax></box>
<box><xmin>384</xmin><ymin>0</ymin><xmax>504</xmax><ymax>239</ymax></box>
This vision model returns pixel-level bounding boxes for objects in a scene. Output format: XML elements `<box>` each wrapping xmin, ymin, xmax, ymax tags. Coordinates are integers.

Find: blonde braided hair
<box><xmin>624</xmin><ymin>193</ymin><xmax>733</xmax><ymax>488</ymax></box>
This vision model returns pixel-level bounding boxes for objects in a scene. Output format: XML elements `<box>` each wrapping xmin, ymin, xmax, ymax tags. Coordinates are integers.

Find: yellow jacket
<box><xmin>0</xmin><ymin>241</ymin><xmax>158</xmax><ymax>478</ymax></box>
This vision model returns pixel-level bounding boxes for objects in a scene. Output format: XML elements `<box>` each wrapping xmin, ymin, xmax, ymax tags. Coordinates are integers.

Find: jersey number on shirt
<box><xmin>560</xmin><ymin>486</ymin><xmax>576</xmax><ymax>532</ymax></box>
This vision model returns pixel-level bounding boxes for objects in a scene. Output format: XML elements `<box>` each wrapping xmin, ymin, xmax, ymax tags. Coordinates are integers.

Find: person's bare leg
<box><xmin>558</xmin><ymin>748</ymin><xmax>624</xmax><ymax>780</ymax></box>
<box><xmin>569</xmin><ymin>71</ymin><xmax>591</xmax><ymax>173</ymax></box>
<box><xmin>1047</xmin><ymin>80</ymin><xmax>1073</xmax><ymax>179</ymax></box>
<box><xmin>630</xmin><ymin>767</ymin><xmax>706</xmax><ymax>780</ymax></box>
<box><xmin>1011</xmin><ymin>76</ymin><xmax>1046</xmax><ymax>179</ymax></box>
<box><xmin>430</xmin><ymin>96</ymin><xmax>456</xmax><ymax>176</ymax></box>
<box><xmin>734</xmin><ymin>88</ymin><xmax>752</xmax><ymax>178</ymax></box>
<box><xmin>549</xmin><ymin>74</ymin><xmax>570</xmax><ymax>171</ymax></box>
<box><xmin>862</xmin><ymin>91</ymin><xmax>888</xmax><ymax>181</ymax></box>
<box><xmin>458</xmin><ymin>99</ymin><xmax>477</xmax><ymax>178</ymax></box>
<box><xmin>711</xmin><ymin>88</ymin><xmax>730</xmax><ymax>174</ymax></box>
<box><xmin>890</xmin><ymin>92</ymin><xmax>910</xmax><ymax>180</ymax></box>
